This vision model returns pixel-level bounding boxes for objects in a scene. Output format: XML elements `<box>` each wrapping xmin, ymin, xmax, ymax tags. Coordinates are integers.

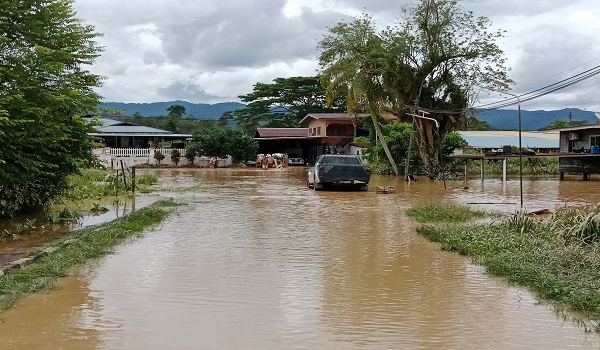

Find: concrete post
<box><xmin>480</xmin><ymin>159</ymin><xmax>485</xmax><ymax>183</ymax></box>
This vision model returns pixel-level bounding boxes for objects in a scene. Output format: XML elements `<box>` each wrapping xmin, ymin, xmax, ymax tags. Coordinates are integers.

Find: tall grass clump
<box><xmin>53</xmin><ymin>169</ymin><xmax>159</xmax><ymax>204</ymax></box>
<box><xmin>406</xmin><ymin>202</ymin><xmax>486</xmax><ymax>223</ymax></box>
<box><xmin>0</xmin><ymin>199</ymin><xmax>181</xmax><ymax>313</ymax></box>
<box><xmin>415</xmin><ymin>205</ymin><xmax>600</xmax><ymax>331</ymax></box>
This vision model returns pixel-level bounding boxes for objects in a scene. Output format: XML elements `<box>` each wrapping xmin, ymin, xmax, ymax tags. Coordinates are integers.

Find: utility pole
<box><xmin>568</xmin><ymin>111</ymin><xmax>573</xmax><ymax>126</ymax></box>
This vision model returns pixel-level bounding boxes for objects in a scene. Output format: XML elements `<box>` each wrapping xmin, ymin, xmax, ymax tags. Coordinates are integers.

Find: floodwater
<box><xmin>1</xmin><ymin>168</ymin><xmax>600</xmax><ymax>350</ymax></box>
<box><xmin>0</xmin><ymin>199</ymin><xmax>150</xmax><ymax>268</ymax></box>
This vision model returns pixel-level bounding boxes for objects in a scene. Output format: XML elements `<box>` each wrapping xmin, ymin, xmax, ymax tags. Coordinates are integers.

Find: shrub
<box><xmin>170</xmin><ymin>149</ymin><xmax>181</xmax><ymax>165</ymax></box>
<box><xmin>184</xmin><ymin>148</ymin><xmax>196</xmax><ymax>165</ymax></box>
<box><xmin>154</xmin><ymin>150</ymin><xmax>165</xmax><ymax>164</ymax></box>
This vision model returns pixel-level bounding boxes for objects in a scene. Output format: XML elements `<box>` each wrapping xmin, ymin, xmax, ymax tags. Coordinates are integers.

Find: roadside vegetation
<box><xmin>466</xmin><ymin>157</ymin><xmax>560</xmax><ymax>176</ymax></box>
<box><xmin>406</xmin><ymin>203</ymin><xmax>486</xmax><ymax>223</ymax></box>
<box><xmin>0</xmin><ymin>199</ymin><xmax>181</xmax><ymax>313</ymax></box>
<box><xmin>407</xmin><ymin>203</ymin><xmax>600</xmax><ymax>332</ymax></box>
<box><xmin>0</xmin><ymin>0</ymin><xmax>103</xmax><ymax>218</ymax></box>
<box><xmin>47</xmin><ymin>169</ymin><xmax>159</xmax><ymax>217</ymax></box>
<box><xmin>0</xmin><ymin>169</ymin><xmax>160</xmax><ymax>241</ymax></box>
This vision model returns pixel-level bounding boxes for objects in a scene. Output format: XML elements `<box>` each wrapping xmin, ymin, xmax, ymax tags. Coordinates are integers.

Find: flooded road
<box><xmin>1</xmin><ymin>168</ymin><xmax>600</xmax><ymax>349</ymax></box>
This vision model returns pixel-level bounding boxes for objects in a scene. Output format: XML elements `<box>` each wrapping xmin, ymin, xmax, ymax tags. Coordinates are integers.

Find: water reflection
<box><xmin>0</xmin><ymin>168</ymin><xmax>599</xmax><ymax>349</ymax></box>
<box><xmin>0</xmin><ymin>273</ymin><xmax>103</xmax><ymax>350</ymax></box>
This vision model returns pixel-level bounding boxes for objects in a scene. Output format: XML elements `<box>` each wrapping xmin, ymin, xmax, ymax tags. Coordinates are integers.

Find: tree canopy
<box><xmin>233</xmin><ymin>76</ymin><xmax>347</xmax><ymax>134</ymax></box>
<box><xmin>166</xmin><ymin>104</ymin><xmax>186</xmax><ymax>118</ymax></box>
<box><xmin>189</xmin><ymin>127</ymin><xmax>258</xmax><ymax>163</ymax></box>
<box><xmin>318</xmin><ymin>0</ymin><xmax>509</xmax><ymax>178</ymax></box>
<box><xmin>0</xmin><ymin>0</ymin><xmax>103</xmax><ymax>217</ymax></box>
<box><xmin>540</xmin><ymin>119</ymin><xmax>588</xmax><ymax>130</ymax></box>
<box><xmin>362</xmin><ymin>120</ymin><xmax>467</xmax><ymax>174</ymax></box>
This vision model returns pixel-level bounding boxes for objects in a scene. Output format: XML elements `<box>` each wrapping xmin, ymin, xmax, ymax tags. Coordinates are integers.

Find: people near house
<box><xmin>256</xmin><ymin>154</ymin><xmax>263</xmax><ymax>168</ymax></box>
<box><xmin>273</xmin><ymin>154</ymin><xmax>284</xmax><ymax>169</ymax></box>
<box><xmin>267</xmin><ymin>155</ymin><xmax>275</xmax><ymax>169</ymax></box>
<box><xmin>209</xmin><ymin>156</ymin><xmax>217</xmax><ymax>168</ymax></box>
<box><xmin>261</xmin><ymin>155</ymin><xmax>269</xmax><ymax>170</ymax></box>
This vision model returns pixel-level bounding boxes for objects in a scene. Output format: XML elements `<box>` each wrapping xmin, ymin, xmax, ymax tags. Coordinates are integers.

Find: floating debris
<box><xmin>376</xmin><ymin>186</ymin><xmax>395</xmax><ymax>194</ymax></box>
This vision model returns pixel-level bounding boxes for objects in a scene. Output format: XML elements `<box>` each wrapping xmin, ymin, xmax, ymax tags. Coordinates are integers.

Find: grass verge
<box><xmin>406</xmin><ymin>202</ymin><xmax>486</xmax><ymax>223</ymax></box>
<box><xmin>412</xmin><ymin>204</ymin><xmax>600</xmax><ymax>332</ymax></box>
<box><xmin>0</xmin><ymin>199</ymin><xmax>181</xmax><ymax>313</ymax></box>
<box><xmin>45</xmin><ymin>169</ymin><xmax>159</xmax><ymax>219</ymax></box>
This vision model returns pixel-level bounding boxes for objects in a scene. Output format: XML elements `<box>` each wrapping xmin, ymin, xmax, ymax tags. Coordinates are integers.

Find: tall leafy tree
<box><xmin>319</xmin><ymin>0</ymin><xmax>509</xmax><ymax>178</ymax></box>
<box><xmin>234</xmin><ymin>76</ymin><xmax>346</xmax><ymax>134</ymax></box>
<box><xmin>0</xmin><ymin>0</ymin><xmax>103</xmax><ymax>217</ymax></box>
<box><xmin>166</xmin><ymin>104</ymin><xmax>186</xmax><ymax>118</ymax></box>
<box><xmin>189</xmin><ymin>127</ymin><xmax>257</xmax><ymax>162</ymax></box>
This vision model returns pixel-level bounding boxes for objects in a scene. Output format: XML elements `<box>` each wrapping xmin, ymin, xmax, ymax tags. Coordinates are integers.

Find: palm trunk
<box><xmin>371</xmin><ymin>114</ymin><xmax>399</xmax><ymax>176</ymax></box>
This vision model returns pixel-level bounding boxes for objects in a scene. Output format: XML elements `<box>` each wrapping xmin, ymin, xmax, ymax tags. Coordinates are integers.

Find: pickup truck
<box><xmin>307</xmin><ymin>154</ymin><xmax>371</xmax><ymax>191</ymax></box>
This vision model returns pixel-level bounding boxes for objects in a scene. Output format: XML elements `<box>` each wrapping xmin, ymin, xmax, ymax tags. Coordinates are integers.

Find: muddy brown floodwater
<box><xmin>1</xmin><ymin>168</ymin><xmax>600</xmax><ymax>349</ymax></box>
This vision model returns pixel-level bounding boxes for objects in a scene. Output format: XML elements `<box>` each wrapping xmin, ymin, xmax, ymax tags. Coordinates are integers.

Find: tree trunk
<box><xmin>415</xmin><ymin>119</ymin><xmax>442</xmax><ymax>179</ymax></box>
<box><xmin>371</xmin><ymin>114</ymin><xmax>399</xmax><ymax>176</ymax></box>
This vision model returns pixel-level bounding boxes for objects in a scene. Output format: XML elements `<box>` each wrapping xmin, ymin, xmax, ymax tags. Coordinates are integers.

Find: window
<box><xmin>317</xmin><ymin>127</ymin><xmax>321</xmax><ymax>136</ymax></box>
<box><xmin>320</xmin><ymin>155</ymin><xmax>361</xmax><ymax>165</ymax></box>
<box><xmin>329</xmin><ymin>126</ymin><xmax>347</xmax><ymax>136</ymax></box>
<box><xmin>591</xmin><ymin>136</ymin><xmax>600</xmax><ymax>147</ymax></box>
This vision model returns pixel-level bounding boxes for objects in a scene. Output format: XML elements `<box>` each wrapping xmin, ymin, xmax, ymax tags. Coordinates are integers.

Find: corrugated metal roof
<box><xmin>98</xmin><ymin>125</ymin><xmax>172</xmax><ymax>134</ymax></box>
<box><xmin>299</xmin><ymin>113</ymin><xmax>395</xmax><ymax>124</ymax></box>
<box><xmin>553</xmin><ymin>124</ymin><xmax>600</xmax><ymax>132</ymax></box>
<box><xmin>255</xmin><ymin>128</ymin><xmax>308</xmax><ymax>138</ymax></box>
<box><xmin>458</xmin><ymin>131</ymin><xmax>559</xmax><ymax>148</ymax></box>
<box><xmin>85</xmin><ymin>117</ymin><xmax>173</xmax><ymax>135</ymax></box>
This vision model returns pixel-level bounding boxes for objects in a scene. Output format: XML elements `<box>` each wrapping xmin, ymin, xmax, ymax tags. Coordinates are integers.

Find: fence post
<box><xmin>120</xmin><ymin>160</ymin><xmax>128</xmax><ymax>190</ymax></box>
<box><xmin>132</xmin><ymin>166</ymin><xmax>136</xmax><ymax>194</ymax></box>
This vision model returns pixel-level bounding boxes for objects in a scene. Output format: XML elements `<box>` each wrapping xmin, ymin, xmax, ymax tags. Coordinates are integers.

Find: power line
<box><xmin>513</xmin><ymin>56</ymin><xmax>600</xmax><ymax>92</ymax></box>
<box><xmin>474</xmin><ymin>65</ymin><xmax>600</xmax><ymax>111</ymax></box>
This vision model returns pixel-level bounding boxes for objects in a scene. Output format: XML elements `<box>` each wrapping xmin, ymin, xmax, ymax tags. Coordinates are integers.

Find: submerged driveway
<box><xmin>0</xmin><ymin>168</ymin><xmax>599</xmax><ymax>349</ymax></box>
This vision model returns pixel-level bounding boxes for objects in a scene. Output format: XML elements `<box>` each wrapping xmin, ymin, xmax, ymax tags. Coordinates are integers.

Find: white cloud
<box><xmin>73</xmin><ymin>0</ymin><xmax>600</xmax><ymax>111</ymax></box>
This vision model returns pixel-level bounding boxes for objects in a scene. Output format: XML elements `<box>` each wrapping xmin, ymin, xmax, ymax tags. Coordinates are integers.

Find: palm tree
<box><xmin>318</xmin><ymin>15</ymin><xmax>400</xmax><ymax>175</ymax></box>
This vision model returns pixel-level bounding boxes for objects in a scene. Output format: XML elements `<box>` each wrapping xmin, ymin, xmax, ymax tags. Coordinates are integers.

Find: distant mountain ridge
<box><xmin>99</xmin><ymin>100</ymin><xmax>246</xmax><ymax>119</ymax></box>
<box><xmin>99</xmin><ymin>101</ymin><xmax>598</xmax><ymax>130</ymax></box>
<box><xmin>476</xmin><ymin>108</ymin><xmax>598</xmax><ymax>130</ymax></box>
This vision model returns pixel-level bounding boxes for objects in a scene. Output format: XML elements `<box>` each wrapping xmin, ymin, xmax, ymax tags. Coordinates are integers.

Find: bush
<box><xmin>170</xmin><ymin>149</ymin><xmax>181</xmax><ymax>165</ymax></box>
<box><xmin>184</xmin><ymin>148</ymin><xmax>196</xmax><ymax>165</ymax></box>
<box><xmin>154</xmin><ymin>150</ymin><xmax>165</xmax><ymax>164</ymax></box>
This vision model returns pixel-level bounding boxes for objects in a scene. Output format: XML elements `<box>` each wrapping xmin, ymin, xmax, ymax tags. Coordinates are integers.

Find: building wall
<box><xmin>307</xmin><ymin>120</ymin><xmax>327</xmax><ymax>137</ymax></box>
<box><xmin>560</xmin><ymin>130</ymin><xmax>600</xmax><ymax>152</ymax></box>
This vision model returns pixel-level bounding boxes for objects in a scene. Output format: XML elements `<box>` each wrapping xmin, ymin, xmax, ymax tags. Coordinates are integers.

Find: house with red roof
<box><xmin>253</xmin><ymin>113</ymin><xmax>372</xmax><ymax>163</ymax></box>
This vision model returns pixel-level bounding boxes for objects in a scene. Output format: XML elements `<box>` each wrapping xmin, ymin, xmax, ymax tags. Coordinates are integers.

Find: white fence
<box><xmin>93</xmin><ymin>148</ymin><xmax>232</xmax><ymax>168</ymax></box>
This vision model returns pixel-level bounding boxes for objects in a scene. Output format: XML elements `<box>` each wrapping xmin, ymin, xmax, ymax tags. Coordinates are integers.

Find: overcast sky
<box><xmin>72</xmin><ymin>0</ymin><xmax>600</xmax><ymax>112</ymax></box>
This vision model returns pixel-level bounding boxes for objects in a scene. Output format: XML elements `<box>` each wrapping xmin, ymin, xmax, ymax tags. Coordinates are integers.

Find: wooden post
<box><xmin>132</xmin><ymin>166</ymin><xmax>136</xmax><ymax>194</ymax></box>
<box><xmin>463</xmin><ymin>159</ymin><xmax>468</xmax><ymax>188</ymax></box>
<box><xmin>405</xmin><ymin>118</ymin><xmax>416</xmax><ymax>181</ymax></box>
<box><xmin>114</xmin><ymin>169</ymin><xmax>119</xmax><ymax>197</ymax></box>
<box><xmin>120</xmin><ymin>160</ymin><xmax>128</xmax><ymax>190</ymax></box>
<box><xmin>502</xmin><ymin>158</ymin><xmax>507</xmax><ymax>184</ymax></box>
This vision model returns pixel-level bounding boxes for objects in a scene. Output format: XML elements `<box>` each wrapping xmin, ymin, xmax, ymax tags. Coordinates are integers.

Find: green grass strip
<box><xmin>0</xmin><ymin>199</ymin><xmax>181</xmax><ymax>313</ymax></box>
<box><xmin>406</xmin><ymin>202</ymin><xmax>486</xmax><ymax>223</ymax></box>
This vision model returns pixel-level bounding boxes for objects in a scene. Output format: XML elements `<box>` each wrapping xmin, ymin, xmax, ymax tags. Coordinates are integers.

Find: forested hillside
<box><xmin>476</xmin><ymin>108</ymin><xmax>597</xmax><ymax>130</ymax></box>
<box><xmin>99</xmin><ymin>100</ymin><xmax>245</xmax><ymax>118</ymax></box>
<box><xmin>99</xmin><ymin>101</ymin><xmax>598</xmax><ymax>130</ymax></box>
